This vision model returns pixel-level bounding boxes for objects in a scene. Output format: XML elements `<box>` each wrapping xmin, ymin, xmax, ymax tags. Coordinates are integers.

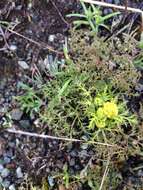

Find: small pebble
<box><xmin>9</xmin><ymin>45</ymin><xmax>17</xmax><ymax>51</ymax></box>
<box><xmin>0</xmin><ymin>176</ymin><xmax>3</xmax><ymax>183</ymax></box>
<box><xmin>11</xmin><ymin>108</ymin><xmax>23</xmax><ymax>121</ymax></box>
<box><xmin>19</xmin><ymin>120</ymin><xmax>31</xmax><ymax>129</ymax></box>
<box><xmin>16</xmin><ymin>167</ymin><xmax>23</xmax><ymax>178</ymax></box>
<box><xmin>48</xmin><ymin>176</ymin><xmax>54</xmax><ymax>187</ymax></box>
<box><xmin>48</xmin><ymin>35</ymin><xmax>55</xmax><ymax>42</ymax></box>
<box><xmin>69</xmin><ymin>158</ymin><xmax>75</xmax><ymax>166</ymax></box>
<box><xmin>3</xmin><ymin>157</ymin><xmax>11</xmax><ymax>164</ymax></box>
<box><xmin>4</xmin><ymin>151</ymin><xmax>13</xmax><ymax>158</ymax></box>
<box><xmin>137</xmin><ymin>170</ymin><xmax>143</xmax><ymax>177</ymax></box>
<box><xmin>0</xmin><ymin>164</ymin><xmax>4</xmax><ymax>173</ymax></box>
<box><xmin>70</xmin><ymin>150</ymin><xmax>77</xmax><ymax>157</ymax></box>
<box><xmin>9</xmin><ymin>142</ymin><xmax>15</xmax><ymax>148</ymax></box>
<box><xmin>9</xmin><ymin>184</ymin><xmax>16</xmax><ymax>190</ymax></box>
<box><xmin>81</xmin><ymin>143</ymin><xmax>88</xmax><ymax>150</ymax></box>
<box><xmin>18</xmin><ymin>61</ymin><xmax>29</xmax><ymax>70</ymax></box>
<box><xmin>1</xmin><ymin>168</ymin><xmax>10</xmax><ymax>178</ymax></box>
<box><xmin>2</xmin><ymin>179</ymin><xmax>10</xmax><ymax>188</ymax></box>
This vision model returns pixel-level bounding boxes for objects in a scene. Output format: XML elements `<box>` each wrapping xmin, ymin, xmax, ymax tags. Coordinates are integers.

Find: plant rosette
<box><xmin>84</xmin><ymin>95</ymin><xmax>137</xmax><ymax>130</ymax></box>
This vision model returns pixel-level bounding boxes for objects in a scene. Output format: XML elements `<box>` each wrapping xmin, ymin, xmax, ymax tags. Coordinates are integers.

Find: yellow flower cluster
<box><xmin>96</xmin><ymin>101</ymin><xmax>118</xmax><ymax>128</ymax></box>
<box><xmin>103</xmin><ymin>102</ymin><xmax>118</xmax><ymax>118</ymax></box>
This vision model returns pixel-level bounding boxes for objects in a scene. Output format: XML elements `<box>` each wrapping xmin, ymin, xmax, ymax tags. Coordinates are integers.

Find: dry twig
<box><xmin>99</xmin><ymin>156</ymin><xmax>110</xmax><ymax>190</ymax></box>
<box><xmin>6</xmin><ymin>128</ymin><xmax>115</xmax><ymax>147</ymax></box>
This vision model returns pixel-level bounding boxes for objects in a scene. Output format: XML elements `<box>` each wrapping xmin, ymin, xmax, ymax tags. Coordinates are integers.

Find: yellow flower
<box><xmin>103</xmin><ymin>101</ymin><xmax>118</xmax><ymax>119</ymax></box>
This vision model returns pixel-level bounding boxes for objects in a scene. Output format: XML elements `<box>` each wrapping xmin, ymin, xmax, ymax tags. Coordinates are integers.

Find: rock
<box><xmin>16</xmin><ymin>167</ymin><xmax>23</xmax><ymax>178</ymax></box>
<box><xmin>48</xmin><ymin>176</ymin><xmax>54</xmax><ymax>187</ymax></box>
<box><xmin>0</xmin><ymin>106</ymin><xmax>8</xmax><ymax>114</ymax></box>
<box><xmin>66</xmin><ymin>143</ymin><xmax>73</xmax><ymax>153</ymax></box>
<box><xmin>1</xmin><ymin>168</ymin><xmax>10</xmax><ymax>178</ymax></box>
<box><xmin>79</xmin><ymin>150</ymin><xmax>88</xmax><ymax>157</ymax></box>
<box><xmin>2</xmin><ymin>179</ymin><xmax>10</xmax><ymax>188</ymax></box>
<box><xmin>19</xmin><ymin>120</ymin><xmax>31</xmax><ymax>129</ymax></box>
<box><xmin>3</xmin><ymin>157</ymin><xmax>11</xmax><ymax>164</ymax></box>
<box><xmin>0</xmin><ymin>164</ymin><xmax>4</xmax><ymax>173</ymax></box>
<box><xmin>4</xmin><ymin>150</ymin><xmax>13</xmax><ymax>158</ymax></box>
<box><xmin>48</xmin><ymin>35</ymin><xmax>55</xmax><ymax>42</ymax></box>
<box><xmin>18</xmin><ymin>61</ymin><xmax>29</xmax><ymax>70</ymax></box>
<box><xmin>9</xmin><ymin>184</ymin><xmax>16</xmax><ymax>190</ymax></box>
<box><xmin>81</xmin><ymin>143</ymin><xmax>88</xmax><ymax>150</ymax></box>
<box><xmin>8</xmin><ymin>142</ymin><xmax>15</xmax><ymax>148</ymax></box>
<box><xmin>69</xmin><ymin>158</ymin><xmax>75</xmax><ymax>166</ymax></box>
<box><xmin>137</xmin><ymin>170</ymin><xmax>143</xmax><ymax>177</ymax></box>
<box><xmin>11</xmin><ymin>109</ymin><xmax>23</xmax><ymax>121</ymax></box>
<box><xmin>9</xmin><ymin>45</ymin><xmax>17</xmax><ymax>51</ymax></box>
<box><xmin>70</xmin><ymin>150</ymin><xmax>77</xmax><ymax>157</ymax></box>
<box><xmin>0</xmin><ymin>176</ymin><xmax>3</xmax><ymax>183</ymax></box>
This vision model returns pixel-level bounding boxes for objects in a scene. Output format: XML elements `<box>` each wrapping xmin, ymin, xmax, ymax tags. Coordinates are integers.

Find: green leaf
<box><xmin>66</xmin><ymin>13</ymin><xmax>86</xmax><ymax>18</ymax></box>
<box><xmin>102</xmin><ymin>12</ymin><xmax>120</xmax><ymax>21</ymax></box>
<box><xmin>58</xmin><ymin>79</ymin><xmax>71</xmax><ymax>97</ymax></box>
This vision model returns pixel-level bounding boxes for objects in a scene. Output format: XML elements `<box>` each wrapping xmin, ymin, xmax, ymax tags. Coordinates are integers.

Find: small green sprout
<box><xmin>67</xmin><ymin>1</ymin><xmax>120</xmax><ymax>33</ymax></box>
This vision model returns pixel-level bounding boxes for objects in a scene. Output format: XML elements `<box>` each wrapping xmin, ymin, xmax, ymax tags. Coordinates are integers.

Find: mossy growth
<box><xmin>69</xmin><ymin>29</ymin><xmax>141</xmax><ymax>93</ymax></box>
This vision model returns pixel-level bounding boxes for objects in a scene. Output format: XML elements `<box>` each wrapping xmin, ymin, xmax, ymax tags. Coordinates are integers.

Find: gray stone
<box><xmin>48</xmin><ymin>35</ymin><xmax>55</xmax><ymax>42</ymax></box>
<box><xmin>81</xmin><ymin>143</ymin><xmax>88</xmax><ymax>150</ymax></box>
<box><xmin>18</xmin><ymin>61</ymin><xmax>29</xmax><ymax>70</ymax></box>
<box><xmin>69</xmin><ymin>158</ymin><xmax>75</xmax><ymax>166</ymax></box>
<box><xmin>1</xmin><ymin>168</ymin><xmax>10</xmax><ymax>178</ymax></box>
<box><xmin>0</xmin><ymin>106</ymin><xmax>8</xmax><ymax>114</ymax></box>
<box><xmin>0</xmin><ymin>164</ymin><xmax>4</xmax><ymax>173</ymax></box>
<box><xmin>19</xmin><ymin>120</ymin><xmax>31</xmax><ymax>129</ymax></box>
<box><xmin>9</xmin><ymin>45</ymin><xmax>17</xmax><ymax>51</ymax></box>
<box><xmin>4</xmin><ymin>151</ymin><xmax>13</xmax><ymax>158</ymax></box>
<box><xmin>9</xmin><ymin>184</ymin><xmax>16</xmax><ymax>190</ymax></box>
<box><xmin>48</xmin><ymin>176</ymin><xmax>54</xmax><ymax>187</ymax></box>
<box><xmin>79</xmin><ymin>150</ymin><xmax>88</xmax><ymax>157</ymax></box>
<box><xmin>2</xmin><ymin>179</ymin><xmax>10</xmax><ymax>188</ymax></box>
<box><xmin>3</xmin><ymin>157</ymin><xmax>11</xmax><ymax>164</ymax></box>
<box><xmin>11</xmin><ymin>109</ymin><xmax>23</xmax><ymax>121</ymax></box>
<box><xmin>8</xmin><ymin>142</ymin><xmax>15</xmax><ymax>148</ymax></box>
<box><xmin>16</xmin><ymin>167</ymin><xmax>23</xmax><ymax>178</ymax></box>
<box><xmin>0</xmin><ymin>176</ymin><xmax>3</xmax><ymax>183</ymax></box>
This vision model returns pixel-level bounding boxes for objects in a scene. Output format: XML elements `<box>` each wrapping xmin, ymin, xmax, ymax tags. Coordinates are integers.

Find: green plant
<box><xmin>62</xmin><ymin>164</ymin><xmax>70</xmax><ymax>189</ymax></box>
<box><xmin>69</xmin><ymin>29</ymin><xmax>140</xmax><ymax>93</ymax></box>
<box><xmin>134</xmin><ymin>55</ymin><xmax>143</xmax><ymax>68</ymax></box>
<box><xmin>79</xmin><ymin>84</ymin><xmax>137</xmax><ymax>130</ymax></box>
<box><xmin>67</xmin><ymin>1</ymin><xmax>120</xmax><ymax>33</ymax></box>
<box><xmin>16</xmin><ymin>83</ymin><xmax>43</xmax><ymax>117</ymax></box>
<box><xmin>139</xmin><ymin>31</ymin><xmax>143</xmax><ymax>49</ymax></box>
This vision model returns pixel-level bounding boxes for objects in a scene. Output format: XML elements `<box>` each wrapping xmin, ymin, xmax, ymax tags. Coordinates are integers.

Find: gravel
<box><xmin>48</xmin><ymin>35</ymin><xmax>55</xmax><ymax>42</ymax></box>
<box><xmin>19</xmin><ymin>120</ymin><xmax>31</xmax><ymax>129</ymax></box>
<box><xmin>16</xmin><ymin>167</ymin><xmax>23</xmax><ymax>178</ymax></box>
<box><xmin>18</xmin><ymin>61</ymin><xmax>29</xmax><ymax>70</ymax></box>
<box><xmin>1</xmin><ymin>168</ymin><xmax>10</xmax><ymax>178</ymax></box>
<box><xmin>2</xmin><ymin>179</ymin><xmax>10</xmax><ymax>188</ymax></box>
<box><xmin>9</xmin><ymin>184</ymin><xmax>16</xmax><ymax>190</ymax></box>
<box><xmin>11</xmin><ymin>109</ymin><xmax>23</xmax><ymax>121</ymax></box>
<box><xmin>0</xmin><ymin>164</ymin><xmax>4</xmax><ymax>173</ymax></box>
